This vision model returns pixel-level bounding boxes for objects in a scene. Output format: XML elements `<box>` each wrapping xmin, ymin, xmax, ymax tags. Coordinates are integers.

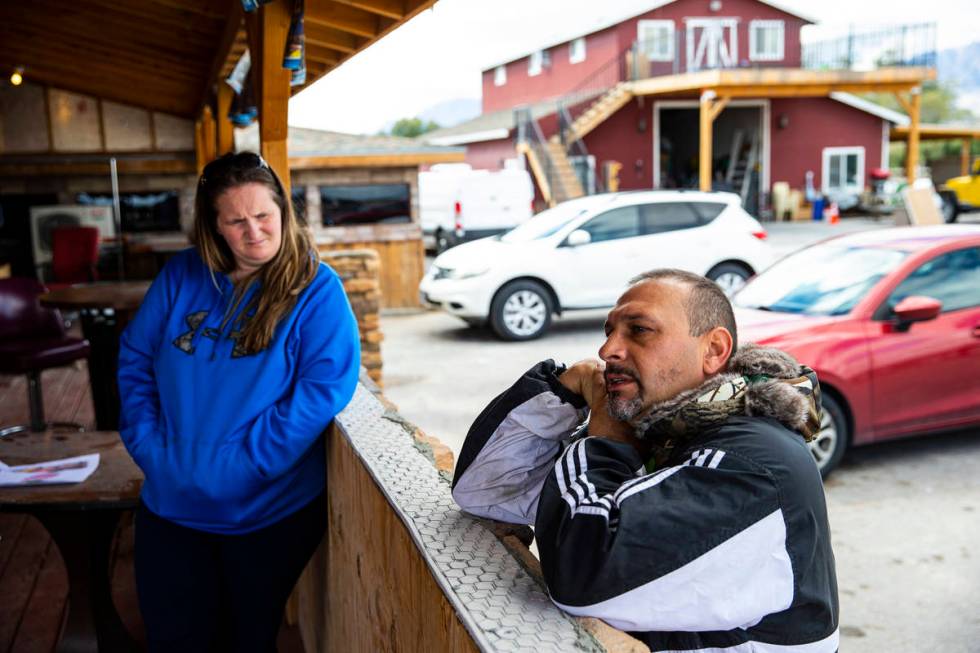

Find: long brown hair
<box><xmin>192</xmin><ymin>152</ymin><xmax>317</xmax><ymax>353</ymax></box>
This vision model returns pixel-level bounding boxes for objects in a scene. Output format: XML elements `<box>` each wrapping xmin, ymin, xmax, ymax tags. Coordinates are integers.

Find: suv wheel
<box><xmin>810</xmin><ymin>393</ymin><xmax>848</xmax><ymax>478</ymax></box>
<box><xmin>707</xmin><ymin>262</ymin><xmax>752</xmax><ymax>297</ymax></box>
<box><xmin>489</xmin><ymin>280</ymin><xmax>553</xmax><ymax>341</ymax></box>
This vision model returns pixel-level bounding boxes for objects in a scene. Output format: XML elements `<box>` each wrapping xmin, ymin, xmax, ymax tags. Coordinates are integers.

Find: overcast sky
<box><xmin>288</xmin><ymin>0</ymin><xmax>980</xmax><ymax>134</ymax></box>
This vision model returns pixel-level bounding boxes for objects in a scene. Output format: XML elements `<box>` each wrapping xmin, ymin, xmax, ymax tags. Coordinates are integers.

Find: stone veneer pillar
<box><xmin>319</xmin><ymin>249</ymin><xmax>384</xmax><ymax>386</ymax></box>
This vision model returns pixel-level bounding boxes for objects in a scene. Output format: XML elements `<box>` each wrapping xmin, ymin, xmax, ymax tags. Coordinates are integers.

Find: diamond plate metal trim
<box><xmin>335</xmin><ymin>384</ymin><xmax>605</xmax><ymax>652</ymax></box>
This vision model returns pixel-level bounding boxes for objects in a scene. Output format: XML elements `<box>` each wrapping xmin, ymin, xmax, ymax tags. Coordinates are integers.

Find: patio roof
<box><xmin>0</xmin><ymin>0</ymin><xmax>437</xmax><ymax>119</ymax></box>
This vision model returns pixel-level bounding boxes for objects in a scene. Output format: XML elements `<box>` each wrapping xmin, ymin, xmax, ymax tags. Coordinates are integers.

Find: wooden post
<box><xmin>247</xmin><ymin>0</ymin><xmax>292</xmax><ymax>195</ymax></box>
<box><xmin>217</xmin><ymin>84</ymin><xmax>235</xmax><ymax>155</ymax></box>
<box><xmin>195</xmin><ymin>106</ymin><xmax>218</xmax><ymax>176</ymax></box>
<box><xmin>905</xmin><ymin>88</ymin><xmax>921</xmax><ymax>184</ymax></box>
<box><xmin>194</xmin><ymin>118</ymin><xmax>206</xmax><ymax>176</ymax></box>
<box><xmin>698</xmin><ymin>91</ymin><xmax>730</xmax><ymax>192</ymax></box>
<box><xmin>962</xmin><ymin>138</ymin><xmax>972</xmax><ymax>177</ymax></box>
<box><xmin>201</xmin><ymin>105</ymin><xmax>216</xmax><ymax>163</ymax></box>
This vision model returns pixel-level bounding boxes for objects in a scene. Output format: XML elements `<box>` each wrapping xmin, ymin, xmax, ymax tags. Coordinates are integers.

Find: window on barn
<box><xmin>822</xmin><ymin>147</ymin><xmax>865</xmax><ymax>195</ymax></box>
<box><xmin>638</xmin><ymin>20</ymin><xmax>675</xmax><ymax>62</ymax></box>
<box><xmin>494</xmin><ymin>65</ymin><xmax>507</xmax><ymax>86</ymax></box>
<box><xmin>569</xmin><ymin>37</ymin><xmax>587</xmax><ymax>64</ymax></box>
<box><xmin>528</xmin><ymin>50</ymin><xmax>544</xmax><ymax>76</ymax></box>
<box><xmin>749</xmin><ymin>20</ymin><xmax>784</xmax><ymax>61</ymax></box>
<box><xmin>319</xmin><ymin>184</ymin><xmax>411</xmax><ymax>227</ymax></box>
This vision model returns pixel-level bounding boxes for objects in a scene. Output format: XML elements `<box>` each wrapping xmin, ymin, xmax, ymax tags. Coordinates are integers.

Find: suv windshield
<box><xmin>734</xmin><ymin>244</ymin><xmax>907</xmax><ymax>315</ymax></box>
<box><xmin>500</xmin><ymin>200</ymin><xmax>598</xmax><ymax>243</ymax></box>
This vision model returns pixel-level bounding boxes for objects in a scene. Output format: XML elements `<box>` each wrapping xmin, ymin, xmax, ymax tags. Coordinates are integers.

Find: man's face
<box><xmin>599</xmin><ymin>280</ymin><xmax>708</xmax><ymax>421</ymax></box>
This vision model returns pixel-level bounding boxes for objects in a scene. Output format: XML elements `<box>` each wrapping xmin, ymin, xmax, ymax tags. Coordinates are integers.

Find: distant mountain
<box><xmin>937</xmin><ymin>41</ymin><xmax>980</xmax><ymax>111</ymax></box>
<box><xmin>417</xmin><ymin>98</ymin><xmax>481</xmax><ymax>128</ymax></box>
<box><xmin>379</xmin><ymin>98</ymin><xmax>481</xmax><ymax>134</ymax></box>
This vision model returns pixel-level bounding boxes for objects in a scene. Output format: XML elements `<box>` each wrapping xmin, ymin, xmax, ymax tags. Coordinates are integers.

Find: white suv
<box><xmin>419</xmin><ymin>190</ymin><xmax>774</xmax><ymax>340</ymax></box>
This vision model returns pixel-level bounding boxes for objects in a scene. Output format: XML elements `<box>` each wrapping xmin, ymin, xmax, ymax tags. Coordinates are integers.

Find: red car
<box><xmin>733</xmin><ymin>225</ymin><xmax>980</xmax><ymax>476</ymax></box>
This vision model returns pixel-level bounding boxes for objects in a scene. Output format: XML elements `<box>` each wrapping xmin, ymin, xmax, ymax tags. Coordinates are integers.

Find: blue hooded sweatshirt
<box><xmin>118</xmin><ymin>248</ymin><xmax>360</xmax><ymax>534</ymax></box>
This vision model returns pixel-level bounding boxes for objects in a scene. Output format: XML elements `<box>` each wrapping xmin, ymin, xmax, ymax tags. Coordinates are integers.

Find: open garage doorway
<box><xmin>653</xmin><ymin>100</ymin><xmax>770</xmax><ymax>216</ymax></box>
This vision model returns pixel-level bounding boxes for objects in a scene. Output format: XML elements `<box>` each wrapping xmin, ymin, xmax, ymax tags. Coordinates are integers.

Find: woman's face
<box><xmin>214</xmin><ymin>182</ymin><xmax>283</xmax><ymax>277</ymax></box>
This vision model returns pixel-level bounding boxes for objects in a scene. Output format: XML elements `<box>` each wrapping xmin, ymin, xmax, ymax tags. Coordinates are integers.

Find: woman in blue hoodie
<box><xmin>118</xmin><ymin>152</ymin><xmax>360</xmax><ymax>652</ymax></box>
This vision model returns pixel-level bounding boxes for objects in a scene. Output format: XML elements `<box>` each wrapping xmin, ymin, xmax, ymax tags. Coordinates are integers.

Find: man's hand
<box><xmin>559</xmin><ymin>360</ymin><xmax>638</xmax><ymax>447</ymax></box>
<box><xmin>558</xmin><ymin>359</ymin><xmax>606</xmax><ymax>407</ymax></box>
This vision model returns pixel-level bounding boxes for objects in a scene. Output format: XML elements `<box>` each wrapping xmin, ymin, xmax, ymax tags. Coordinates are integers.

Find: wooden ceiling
<box><xmin>0</xmin><ymin>0</ymin><xmax>436</xmax><ymax>119</ymax></box>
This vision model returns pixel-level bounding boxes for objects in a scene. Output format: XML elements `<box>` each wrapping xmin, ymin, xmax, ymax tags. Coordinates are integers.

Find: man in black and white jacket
<box><xmin>452</xmin><ymin>269</ymin><xmax>839</xmax><ymax>652</ymax></box>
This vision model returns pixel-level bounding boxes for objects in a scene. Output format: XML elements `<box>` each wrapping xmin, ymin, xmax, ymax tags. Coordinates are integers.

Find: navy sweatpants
<box><xmin>134</xmin><ymin>492</ymin><xmax>327</xmax><ymax>653</ymax></box>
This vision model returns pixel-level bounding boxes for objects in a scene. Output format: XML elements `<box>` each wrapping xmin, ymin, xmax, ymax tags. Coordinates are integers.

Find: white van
<box><xmin>419</xmin><ymin>164</ymin><xmax>534</xmax><ymax>253</ymax></box>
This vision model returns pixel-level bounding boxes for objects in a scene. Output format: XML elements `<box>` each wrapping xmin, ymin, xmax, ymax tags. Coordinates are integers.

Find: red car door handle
<box><xmin>973</xmin><ymin>326</ymin><xmax>980</xmax><ymax>338</ymax></box>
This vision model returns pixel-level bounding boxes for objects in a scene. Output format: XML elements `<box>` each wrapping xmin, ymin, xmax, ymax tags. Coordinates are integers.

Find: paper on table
<box><xmin>0</xmin><ymin>453</ymin><xmax>100</xmax><ymax>487</ymax></box>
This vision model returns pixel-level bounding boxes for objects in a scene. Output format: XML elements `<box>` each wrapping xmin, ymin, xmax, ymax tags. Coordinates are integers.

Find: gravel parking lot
<box><xmin>381</xmin><ymin>217</ymin><xmax>980</xmax><ymax>652</ymax></box>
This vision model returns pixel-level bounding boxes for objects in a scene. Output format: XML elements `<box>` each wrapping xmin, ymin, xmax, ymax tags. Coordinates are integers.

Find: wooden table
<box><xmin>0</xmin><ymin>430</ymin><xmax>143</xmax><ymax>652</ymax></box>
<box><xmin>40</xmin><ymin>282</ymin><xmax>151</xmax><ymax>431</ymax></box>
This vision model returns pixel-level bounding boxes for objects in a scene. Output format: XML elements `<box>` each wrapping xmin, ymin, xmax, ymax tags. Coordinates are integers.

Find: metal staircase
<box><xmin>554</xmin><ymin>82</ymin><xmax>633</xmax><ymax>144</ymax></box>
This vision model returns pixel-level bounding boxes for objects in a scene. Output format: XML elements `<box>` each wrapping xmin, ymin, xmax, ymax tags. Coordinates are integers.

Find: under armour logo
<box><xmin>173</xmin><ymin>311</ymin><xmax>209</xmax><ymax>354</ymax></box>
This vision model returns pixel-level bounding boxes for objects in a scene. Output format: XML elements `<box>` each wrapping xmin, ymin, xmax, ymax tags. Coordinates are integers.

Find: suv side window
<box><xmin>640</xmin><ymin>202</ymin><xmax>703</xmax><ymax>234</ymax></box>
<box><xmin>690</xmin><ymin>201</ymin><xmax>726</xmax><ymax>223</ymax></box>
<box><xmin>579</xmin><ymin>206</ymin><xmax>641</xmax><ymax>243</ymax></box>
<box><xmin>879</xmin><ymin>247</ymin><xmax>980</xmax><ymax>316</ymax></box>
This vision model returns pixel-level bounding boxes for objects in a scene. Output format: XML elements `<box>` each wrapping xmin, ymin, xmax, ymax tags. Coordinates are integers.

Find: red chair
<box><xmin>48</xmin><ymin>225</ymin><xmax>100</xmax><ymax>290</ymax></box>
<box><xmin>0</xmin><ymin>278</ymin><xmax>90</xmax><ymax>437</ymax></box>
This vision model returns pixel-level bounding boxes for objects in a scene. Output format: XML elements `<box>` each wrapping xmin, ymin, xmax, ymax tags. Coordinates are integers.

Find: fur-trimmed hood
<box><xmin>631</xmin><ymin>344</ymin><xmax>822</xmax><ymax>445</ymax></box>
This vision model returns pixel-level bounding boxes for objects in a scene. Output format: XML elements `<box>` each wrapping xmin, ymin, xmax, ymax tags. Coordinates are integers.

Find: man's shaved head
<box><xmin>628</xmin><ymin>269</ymin><xmax>738</xmax><ymax>356</ymax></box>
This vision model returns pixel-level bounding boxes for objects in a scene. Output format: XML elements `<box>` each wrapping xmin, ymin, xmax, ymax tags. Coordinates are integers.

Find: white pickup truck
<box><xmin>419</xmin><ymin>164</ymin><xmax>534</xmax><ymax>253</ymax></box>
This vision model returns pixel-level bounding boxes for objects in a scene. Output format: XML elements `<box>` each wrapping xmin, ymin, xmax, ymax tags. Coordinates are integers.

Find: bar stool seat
<box><xmin>0</xmin><ymin>278</ymin><xmax>91</xmax><ymax>437</ymax></box>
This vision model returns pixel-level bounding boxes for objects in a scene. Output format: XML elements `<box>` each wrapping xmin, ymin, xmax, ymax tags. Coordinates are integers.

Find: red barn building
<box><xmin>424</xmin><ymin>0</ymin><xmax>933</xmax><ymax>215</ymax></box>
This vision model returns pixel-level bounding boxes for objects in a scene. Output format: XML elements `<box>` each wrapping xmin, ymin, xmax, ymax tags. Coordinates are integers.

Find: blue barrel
<box><xmin>811</xmin><ymin>198</ymin><xmax>825</xmax><ymax>221</ymax></box>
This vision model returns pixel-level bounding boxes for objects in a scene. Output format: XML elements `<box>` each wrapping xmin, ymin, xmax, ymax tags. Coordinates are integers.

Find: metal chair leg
<box><xmin>0</xmin><ymin>370</ymin><xmax>86</xmax><ymax>438</ymax></box>
<box><xmin>27</xmin><ymin>370</ymin><xmax>46</xmax><ymax>432</ymax></box>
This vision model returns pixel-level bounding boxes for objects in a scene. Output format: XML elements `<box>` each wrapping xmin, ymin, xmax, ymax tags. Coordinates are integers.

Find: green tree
<box><xmin>387</xmin><ymin>117</ymin><xmax>441</xmax><ymax>138</ymax></box>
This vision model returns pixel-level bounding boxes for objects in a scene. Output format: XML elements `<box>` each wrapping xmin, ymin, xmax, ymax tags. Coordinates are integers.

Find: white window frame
<box><xmin>528</xmin><ymin>50</ymin><xmax>544</xmax><ymax>76</ymax></box>
<box><xmin>822</xmin><ymin>146</ymin><xmax>865</xmax><ymax>195</ymax></box>
<box><xmin>638</xmin><ymin>19</ymin><xmax>675</xmax><ymax>62</ymax></box>
<box><xmin>494</xmin><ymin>65</ymin><xmax>507</xmax><ymax>86</ymax></box>
<box><xmin>569</xmin><ymin>37</ymin><xmax>587</xmax><ymax>64</ymax></box>
<box><xmin>749</xmin><ymin>20</ymin><xmax>784</xmax><ymax>61</ymax></box>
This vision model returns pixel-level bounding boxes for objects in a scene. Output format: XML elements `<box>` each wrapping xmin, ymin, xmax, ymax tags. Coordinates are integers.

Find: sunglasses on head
<box><xmin>199</xmin><ymin>152</ymin><xmax>274</xmax><ymax>189</ymax></box>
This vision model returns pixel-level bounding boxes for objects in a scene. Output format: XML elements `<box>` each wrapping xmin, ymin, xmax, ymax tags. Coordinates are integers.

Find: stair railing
<box><xmin>515</xmin><ymin>106</ymin><xmax>560</xmax><ymax>206</ymax></box>
<box><xmin>557</xmin><ymin>103</ymin><xmax>604</xmax><ymax>195</ymax></box>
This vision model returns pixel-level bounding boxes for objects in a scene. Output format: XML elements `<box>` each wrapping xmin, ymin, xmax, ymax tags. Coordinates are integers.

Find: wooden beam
<box><xmin>305</xmin><ymin>22</ymin><xmax>362</xmax><ymax>53</ymax></box>
<box><xmin>305</xmin><ymin>2</ymin><xmax>384</xmax><ymax>38</ymax></box>
<box><xmin>708</xmin><ymin>95</ymin><xmax>731</xmax><ymax>122</ymax></box>
<box><xmin>195</xmin><ymin>118</ymin><xmax>206</xmax><ymax>175</ymax></box>
<box><xmin>288</xmin><ymin>150</ymin><xmax>466</xmax><ymax>169</ymax></box>
<box><xmin>891</xmin><ymin>124</ymin><xmax>980</xmax><ymax>141</ymax></box>
<box><xmin>893</xmin><ymin>92</ymin><xmax>914</xmax><ymax>116</ymax></box>
<box><xmin>250</xmin><ymin>0</ymin><xmax>293</xmax><ymax>194</ymax></box>
<box><xmin>201</xmin><ymin>4</ymin><xmax>244</xmax><ymax>112</ymax></box>
<box><xmin>201</xmin><ymin>105</ymin><xmax>217</xmax><ymax>164</ymax></box>
<box><xmin>630</xmin><ymin>67</ymin><xmax>935</xmax><ymax>99</ymax></box>
<box><xmin>0</xmin><ymin>158</ymin><xmax>196</xmax><ymax>177</ymax></box>
<box><xmin>333</xmin><ymin>0</ymin><xmax>406</xmax><ymax>20</ymax></box>
<box><xmin>217</xmin><ymin>84</ymin><xmax>235</xmax><ymax>155</ymax></box>
<box><xmin>962</xmin><ymin>139</ymin><xmax>973</xmax><ymax>177</ymax></box>
<box><xmin>699</xmin><ymin>92</ymin><xmax>714</xmax><ymax>192</ymax></box>
<box><xmin>906</xmin><ymin>89</ymin><xmax>921</xmax><ymax>183</ymax></box>
<box><xmin>306</xmin><ymin>43</ymin><xmax>345</xmax><ymax>65</ymax></box>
